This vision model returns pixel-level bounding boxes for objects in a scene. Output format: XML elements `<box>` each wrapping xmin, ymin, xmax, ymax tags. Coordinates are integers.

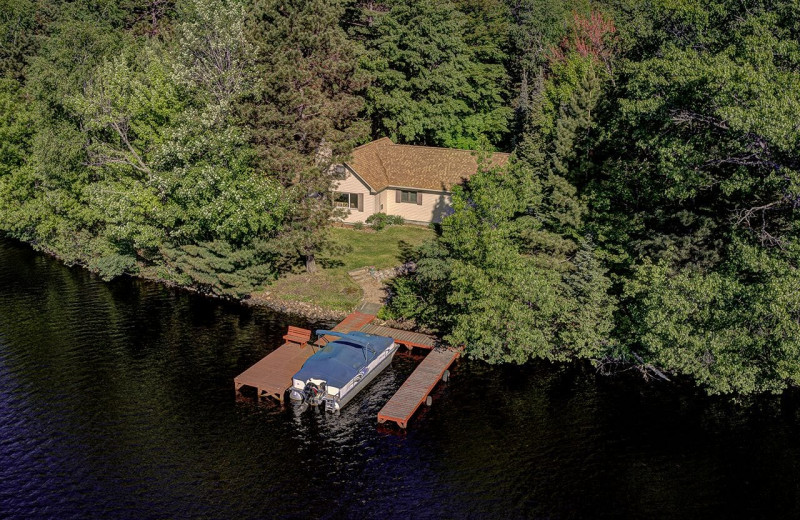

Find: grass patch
<box><xmin>324</xmin><ymin>225</ymin><xmax>434</xmax><ymax>270</ymax></box>
<box><xmin>263</xmin><ymin>270</ymin><xmax>362</xmax><ymax>312</ymax></box>
<box><xmin>259</xmin><ymin>225</ymin><xmax>435</xmax><ymax>312</ymax></box>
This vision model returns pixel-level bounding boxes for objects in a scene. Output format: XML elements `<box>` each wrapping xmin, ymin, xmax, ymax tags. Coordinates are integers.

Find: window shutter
<box><xmin>357</xmin><ymin>193</ymin><xmax>364</xmax><ymax>212</ymax></box>
<box><xmin>416</xmin><ymin>192</ymin><xmax>422</xmax><ymax>205</ymax></box>
<box><xmin>395</xmin><ymin>190</ymin><xmax>401</xmax><ymax>203</ymax></box>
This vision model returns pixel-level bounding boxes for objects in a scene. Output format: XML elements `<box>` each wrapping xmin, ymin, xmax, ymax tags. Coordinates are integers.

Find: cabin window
<box><xmin>399</xmin><ymin>190</ymin><xmax>418</xmax><ymax>203</ymax></box>
<box><xmin>333</xmin><ymin>192</ymin><xmax>363</xmax><ymax>211</ymax></box>
<box><xmin>333</xmin><ymin>192</ymin><xmax>358</xmax><ymax>209</ymax></box>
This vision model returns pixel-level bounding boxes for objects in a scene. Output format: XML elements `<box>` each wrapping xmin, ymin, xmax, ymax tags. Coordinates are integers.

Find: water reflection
<box><xmin>2</xmin><ymin>237</ymin><xmax>800</xmax><ymax>519</ymax></box>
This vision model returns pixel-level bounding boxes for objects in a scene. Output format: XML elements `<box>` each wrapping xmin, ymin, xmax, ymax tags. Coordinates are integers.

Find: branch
<box><xmin>631</xmin><ymin>351</ymin><xmax>671</xmax><ymax>381</ymax></box>
<box><xmin>109</xmin><ymin>120</ymin><xmax>152</xmax><ymax>175</ymax></box>
<box><xmin>670</xmin><ymin>109</ymin><xmax>730</xmax><ymax>130</ymax></box>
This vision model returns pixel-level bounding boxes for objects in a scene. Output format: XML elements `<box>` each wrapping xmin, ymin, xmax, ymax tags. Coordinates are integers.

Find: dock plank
<box><xmin>377</xmin><ymin>347</ymin><xmax>460</xmax><ymax>428</ymax></box>
<box><xmin>234</xmin><ymin>341</ymin><xmax>316</xmax><ymax>403</ymax></box>
<box><xmin>359</xmin><ymin>324</ymin><xmax>437</xmax><ymax>350</ymax></box>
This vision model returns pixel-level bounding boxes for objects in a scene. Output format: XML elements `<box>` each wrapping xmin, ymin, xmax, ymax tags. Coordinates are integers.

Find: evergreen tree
<box><xmin>160</xmin><ymin>239</ymin><xmax>277</xmax><ymax>298</ymax></box>
<box><xmin>506</xmin><ymin>0</ymin><xmax>573</xmax><ymax>136</ymax></box>
<box><xmin>0</xmin><ymin>0</ymin><xmax>38</xmax><ymax>80</ymax></box>
<box><xmin>359</xmin><ymin>0</ymin><xmax>512</xmax><ymax>148</ymax></box>
<box><xmin>241</xmin><ymin>0</ymin><xmax>367</xmax><ymax>273</ymax></box>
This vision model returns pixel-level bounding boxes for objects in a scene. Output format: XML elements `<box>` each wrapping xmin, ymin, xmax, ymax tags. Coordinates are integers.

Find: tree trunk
<box><xmin>305</xmin><ymin>253</ymin><xmax>317</xmax><ymax>273</ymax></box>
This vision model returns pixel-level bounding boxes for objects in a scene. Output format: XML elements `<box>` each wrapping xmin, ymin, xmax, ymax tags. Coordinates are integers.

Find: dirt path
<box><xmin>348</xmin><ymin>267</ymin><xmax>388</xmax><ymax>306</ymax></box>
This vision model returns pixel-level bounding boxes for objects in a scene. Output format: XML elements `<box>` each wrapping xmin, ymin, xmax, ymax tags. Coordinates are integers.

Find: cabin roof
<box><xmin>345</xmin><ymin>137</ymin><xmax>510</xmax><ymax>193</ymax></box>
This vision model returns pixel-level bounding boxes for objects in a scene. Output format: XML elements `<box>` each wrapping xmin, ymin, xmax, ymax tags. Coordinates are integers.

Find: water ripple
<box><xmin>2</xmin><ymin>238</ymin><xmax>800</xmax><ymax>519</ymax></box>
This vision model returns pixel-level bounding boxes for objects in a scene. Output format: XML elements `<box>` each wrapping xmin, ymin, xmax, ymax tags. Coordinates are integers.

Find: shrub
<box><xmin>352</xmin><ymin>221</ymin><xmax>364</xmax><ymax>230</ymax></box>
<box><xmin>90</xmin><ymin>253</ymin><xmax>138</xmax><ymax>280</ymax></box>
<box><xmin>365</xmin><ymin>212</ymin><xmax>404</xmax><ymax>231</ymax></box>
<box><xmin>379</xmin><ymin>276</ymin><xmax>421</xmax><ymax>320</ymax></box>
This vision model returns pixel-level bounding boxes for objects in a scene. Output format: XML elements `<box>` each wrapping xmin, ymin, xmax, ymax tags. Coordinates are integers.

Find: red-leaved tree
<box><xmin>550</xmin><ymin>11</ymin><xmax>617</xmax><ymax>74</ymax></box>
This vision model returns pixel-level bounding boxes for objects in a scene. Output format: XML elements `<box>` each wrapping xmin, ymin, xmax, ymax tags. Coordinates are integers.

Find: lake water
<box><xmin>1</xmin><ymin>237</ymin><xmax>799</xmax><ymax>519</ymax></box>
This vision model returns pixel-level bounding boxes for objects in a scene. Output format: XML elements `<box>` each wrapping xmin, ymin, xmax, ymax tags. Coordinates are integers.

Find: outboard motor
<box><xmin>289</xmin><ymin>388</ymin><xmax>305</xmax><ymax>402</ymax></box>
<box><xmin>303</xmin><ymin>381</ymin><xmax>326</xmax><ymax>406</ymax></box>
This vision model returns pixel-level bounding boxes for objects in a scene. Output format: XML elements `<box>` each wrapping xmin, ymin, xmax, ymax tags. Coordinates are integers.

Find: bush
<box><xmin>379</xmin><ymin>276</ymin><xmax>423</xmax><ymax>321</ymax></box>
<box><xmin>90</xmin><ymin>253</ymin><xmax>138</xmax><ymax>280</ymax></box>
<box><xmin>352</xmin><ymin>221</ymin><xmax>364</xmax><ymax>230</ymax></box>
<box><xmin>159</xmin><ymin>239</ymin><xmax>277</xmax><ymax>298</ymax></box>
<box><xmin>365</xmin><ymin>212</ymin><xmax>404</xmax><ymax>231</ymax></box>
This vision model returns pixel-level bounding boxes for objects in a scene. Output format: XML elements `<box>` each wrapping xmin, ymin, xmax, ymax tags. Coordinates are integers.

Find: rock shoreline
<box><xmin>244</xmin><ymin>293</ymin><xmax>347</xmax><ymax>322</ymax></box>
<box><xmin>6</xmin><ymin>235</ymin><xmax>437</xmax><ymax>337</ymax></box>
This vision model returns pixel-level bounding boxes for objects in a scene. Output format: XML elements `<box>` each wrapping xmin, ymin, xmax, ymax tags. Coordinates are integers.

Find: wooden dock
<box><xmin>234</xmin><ymin>340</ymin><xmax>316</xmax><ymax>403</ymax></box>
<box><xmin>359</xmin><ymin>324</ymin><xmax>437</xmax><ymax>350</ymax></box>
<box><xmin>234</xmin><ymin>310</ymin><xmax>377</xmax><ymax>403</ymax></box>
<box><xmin>377</xmin><ymin>347</ymin><xmax>460</xmax><ymax>428</ymax></box>
<box><xmin>332</xmin><ymin>311</ymin><xmax>375</xmax><ymax>333</ymax></box>
<box><xmin>234</xmin><ymin>307</ymin><xmax>460</xmax><ymax>428</ymax></box>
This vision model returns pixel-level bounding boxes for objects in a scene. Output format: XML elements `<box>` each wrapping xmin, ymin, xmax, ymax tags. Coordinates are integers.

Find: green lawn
<box><xmin>257</xmin><ymin>225</ymin><xmax>435</xmax><ymax>312</ymax></box>
<box><xmin>324</xmin><ymin>225</ymin><xmax>434</xmax><ymax>270</ymax></box>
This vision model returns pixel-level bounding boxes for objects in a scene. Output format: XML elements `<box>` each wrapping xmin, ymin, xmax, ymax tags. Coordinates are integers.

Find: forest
<box><xmin>1</xmin><ymin>0</ymin><xmax>799</xmax><ymax>395</ymax></box>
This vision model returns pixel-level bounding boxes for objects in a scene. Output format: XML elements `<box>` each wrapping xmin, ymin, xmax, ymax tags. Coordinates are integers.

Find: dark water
<box><xmin>1</xmin><ymin>238</ymin><xmax>800</xmax><ymax>519</ymax></box>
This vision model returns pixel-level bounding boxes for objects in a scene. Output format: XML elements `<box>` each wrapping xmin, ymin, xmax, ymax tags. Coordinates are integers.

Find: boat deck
<box><xmin>234</xmin><ymin>340</ymin><xmax>316</xmax><ymax>403</ymax></box>
<box><xmin>377</xmin><ymin>347</ymin><xmax>460</xmax><ymax>428</ymax></box>
<box><xmin>359</xmin><ymin>324</ymin><xmax>437</xmax><ymax>350</ymax></box>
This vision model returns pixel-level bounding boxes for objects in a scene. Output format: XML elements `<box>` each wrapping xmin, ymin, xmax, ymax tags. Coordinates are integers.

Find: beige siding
<box><xmin>333</xmin><ymin>171</ymin><xmax>374</xmax><ymax>223</ymax></box>
<box><xmin>385</xmin><ymin>189</ymin><xmax>453</xmax><ymax>224</ymax></box>
<box><xmin>376</xmin><ymin>190</ymin><xmax>388</xmax><ymax>213</ymax></box>
<box><xmin>330</xmin><ymin>169</ymin><xmax>455</xmax><ymax>225</ymax></box>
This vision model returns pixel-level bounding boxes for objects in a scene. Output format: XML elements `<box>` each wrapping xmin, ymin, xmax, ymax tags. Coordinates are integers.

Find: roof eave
<box><xmin>342</xmin><ymin>163</ymin><xmax>377</xmax><ymax>194</ymax></box>
<box><xmin>379</xmin><ymin>185</ymin><xmax>454</xmax><ymax>194</ymax></box>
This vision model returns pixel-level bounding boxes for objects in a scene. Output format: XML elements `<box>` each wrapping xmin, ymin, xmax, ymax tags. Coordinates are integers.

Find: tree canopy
<box><xmin>1</xmin><ymin>0</ymin><xmax>799</xmax><ymax>394</ymax></box>
<box><xmin>382</xmin><ymin>0</ymin><xmax>800</xmax><ymax>395</ymax></box>
<box><xmin>355</xmin><ymin>0</ymin><xmax>512</xmax><ymax>149</ymax></box>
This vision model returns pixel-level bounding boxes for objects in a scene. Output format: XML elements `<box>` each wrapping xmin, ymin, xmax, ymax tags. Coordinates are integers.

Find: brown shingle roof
<box><xmin>345</xmin><ymin>138</ymin><xmax>510</xmax><ymax>193</ymax></box>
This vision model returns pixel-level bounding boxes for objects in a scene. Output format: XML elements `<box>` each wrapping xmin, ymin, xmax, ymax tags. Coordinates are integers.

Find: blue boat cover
<box><xmin>293</xmin><ymin>331</ymin><xmax>394</xmax><ymax>388</ymax></box>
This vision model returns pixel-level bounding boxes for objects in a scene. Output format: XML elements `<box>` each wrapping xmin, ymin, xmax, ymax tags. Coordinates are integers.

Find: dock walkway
<box><xmin>377</xmin><ymin>347</ymin><xmax>460</xmax><ymax>428</ymax></box>
<box><xmin>332</xmin><ymin>311</ymin><xmax>375</xmax><ymax>333</ymax></box>
<box><xmin>359</xmin><ymin>324</ymin><xmax>437</xmax><ymax>350</ymax></box>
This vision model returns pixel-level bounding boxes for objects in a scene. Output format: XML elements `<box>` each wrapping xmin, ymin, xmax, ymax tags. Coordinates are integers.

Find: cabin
<box><xmin>332</xmin><ymin>138</ymin><xmax>511</xmax><ymax>225</ymax></box>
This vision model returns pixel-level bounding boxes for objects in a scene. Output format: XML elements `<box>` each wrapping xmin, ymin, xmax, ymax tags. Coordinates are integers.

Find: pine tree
<box><xmin>359</xmin><ymin>0</ymin><xmax>511</xmax><ymax>148</ymax></box>
<box><xmin>550</xmin><ymin>64</ymin><xmax>601</xmax><ymax>177</ymax></box>
<box><xmin>241</xmin><ymin>0</ymin><xmax>368</xmax><ymax>272</ymax></box>
<box><xmin>160</xmin><ymin>239</ymin><xmax>277</xmax><ymax>298</ymax></box>
<box><xmin>0</xmin><ymin>0</ymin><xmax>38</xmax><ymax>80</ymax></box>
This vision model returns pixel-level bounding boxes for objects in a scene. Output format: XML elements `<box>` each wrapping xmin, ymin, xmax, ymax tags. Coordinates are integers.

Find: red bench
<box><xmin>283</xmin><ymin>326</ymin><xmax>312</xmax><ymax>345</ymax></box>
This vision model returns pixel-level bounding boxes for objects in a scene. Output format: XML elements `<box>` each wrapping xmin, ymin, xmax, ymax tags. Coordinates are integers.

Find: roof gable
<box><xmin>345</xmin><ymin>138</ymin><xmax>510</xmax><ymax>192</ymax></box>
